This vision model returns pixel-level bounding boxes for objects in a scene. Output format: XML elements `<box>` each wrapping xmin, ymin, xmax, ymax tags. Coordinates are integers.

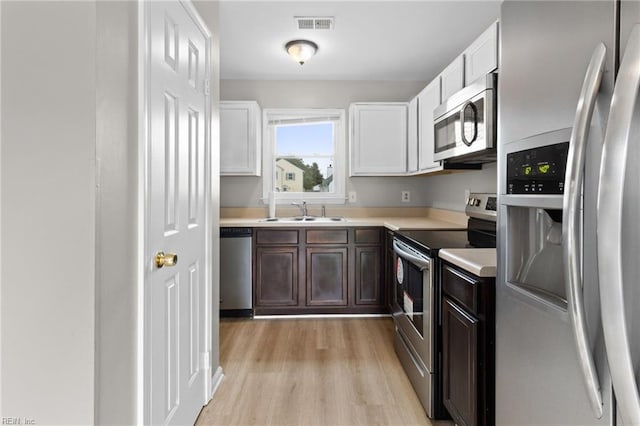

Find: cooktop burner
<box><xmin>395</xmin><ymin>219</ymin><xmax>497</xmax><ymax>254</ymax></box>
<box><xmin>394</xmin><ymin>229</ymin><xmax>472</xmax><ymax>255</ymax></box>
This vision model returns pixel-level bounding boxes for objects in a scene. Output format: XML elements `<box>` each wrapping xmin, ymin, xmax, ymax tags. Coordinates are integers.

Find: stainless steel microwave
<box><xmin>433</xmin><ymin>74</ymin><xmax>496</xmax><ymax>163</ymax></box>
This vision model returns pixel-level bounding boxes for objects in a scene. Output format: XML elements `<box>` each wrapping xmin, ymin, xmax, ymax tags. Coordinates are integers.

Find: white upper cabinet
<box><xmin>407</xmin><ymin>97</ymin><xmax>419</xmax><ymax>173</ymax></box>
<box><xmin>439</xmin><ymin>21</ymin><xmax>499</xmax><ymax>103</ymax></box>
<box><xmin>220</xmin><ymin>101</ymin><xmax>261</xmax><ymax>176</ymax></box>
<box><xmin>417</xmin><ymin>78</ymin><xmax>443</xmax><ymax>173</ymax></box>
<box><xmin>350</xmin><ymin>103</ymin><xmax>408</xmax><ymax>176</ymax></box>
<box><xmin>440</xmin><ymin>55</ymin><xmax>465</xmax><ymax>102</ymax></box>
<box><xmin>464</xmin><ymin>21</ymin><xmax>499</xmax><ymax>85</ymax></box>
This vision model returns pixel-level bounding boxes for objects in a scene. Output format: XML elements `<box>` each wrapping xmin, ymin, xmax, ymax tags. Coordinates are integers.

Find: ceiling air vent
<box><xmin>295</xmin><ymin>16</ymin><xmax>334</xmax><ymax>30</ymax></box>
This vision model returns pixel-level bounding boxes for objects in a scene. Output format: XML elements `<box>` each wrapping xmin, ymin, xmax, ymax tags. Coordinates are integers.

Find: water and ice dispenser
<box><xmin>502</xmin><ymin>130</ymin><xmax>572</xmax><ymax>312</ymax></box>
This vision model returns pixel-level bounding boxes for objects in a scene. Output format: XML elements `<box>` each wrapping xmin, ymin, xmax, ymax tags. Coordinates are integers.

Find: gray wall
<box><xmin>221</xmin><ymin>79</ymin><xmax>497</xmax><ymax>212</ymax></box>
<box><xmin>1</xmin><ymin>2</ymin><xmax>97</xmax><ymax>423</ymax></box>
<box><xmin>95</xmin><ymin>2</ymin><xmax>139</xmax><ymax>424</ymax></box>
<box><xmin>1</xmin><ymin>2</ymin><xmax>221</xmax><ymax>424</ymax></box>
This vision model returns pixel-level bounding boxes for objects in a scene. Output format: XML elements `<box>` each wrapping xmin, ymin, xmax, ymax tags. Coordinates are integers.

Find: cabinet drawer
<box><xmin>355</xmin><ymin>228</ymin><xmax>381</xmax><ymax>244</ymax></box>
<box><xmin>256</xmin><ymin>229</ymin><xmax>299</xmax><ymax>245</ymax></box>
<box><xmin>306</xmin><ymin>229</ymin><xmax>348</xmax><ymax>244</ymax></box>
<box><xmin>442</xmin><ymin>265</ymin><xmax>479</xmax><ymax>314</ymax></box>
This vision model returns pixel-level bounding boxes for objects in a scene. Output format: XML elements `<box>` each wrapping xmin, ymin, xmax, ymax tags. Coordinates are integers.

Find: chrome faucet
<box><xmin>292</xmin><ymin>200</ymin><xmax>307</xmax><ymax>216</ymax></box>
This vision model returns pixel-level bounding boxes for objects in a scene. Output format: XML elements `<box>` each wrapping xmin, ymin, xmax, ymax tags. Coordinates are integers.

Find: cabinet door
<box><xmin>443</xmin><ymin>297</ymin><xmax>478</xmax><ymax>426</ymax></box>
<box><xmin>407</xmin><ymin>97</ymin><xmax>419</xmax><ymax>173</ymax></box>
<box><xmin>440</xmin><ymin>55</ymin><xmax>465</xmax><ymax>101</ymax></box>
<box><xmin>255</xmin><ymin>246</ymin><xmax>298</xmax><ymax>306</ymax></box>
<box><xmin>385</xmin><ymin>231</ymin><xmax>395</xmax><ymax>312</ymax></box>
<box><xmin>355</xmin><ymin>246</ymin><xmax>382</xmax><ymax>305</ymax></box>
<box><xmin>350</xmin><ymin>103</ymin><xmax>408</xmax><ymax>175</ymax></box>
<box><xmin>417</xmin><ymin>78</ymin><xmax>443</xmax><ymax>172</ymax></box>
<box><xmin>306</xmin><ymin>247</ymin><xmax>348</xmax><ymax>306</ymax></box>
<box><xmin>220</xmin><ymin>101</ymin><xmax>261</xmax><ymax>175</ymax></box>
<box><xmin>464</xmin><ymin>22</ymin><xmax>498</xmax><ymax>85</ymax></box>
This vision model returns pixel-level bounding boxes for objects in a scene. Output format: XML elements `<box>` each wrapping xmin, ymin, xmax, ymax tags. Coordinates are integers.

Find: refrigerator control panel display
<box><xmin>507</xmin><ymin>142</ymin><xmax>569</xmax><ymax>194</ymax></box>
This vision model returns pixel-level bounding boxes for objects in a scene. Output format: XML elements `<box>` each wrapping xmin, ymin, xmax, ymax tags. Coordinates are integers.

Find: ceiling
<box><xmin>219</xmin><ymin>1</ymin><xmax>502</xmax><ymax>81</ymax></box>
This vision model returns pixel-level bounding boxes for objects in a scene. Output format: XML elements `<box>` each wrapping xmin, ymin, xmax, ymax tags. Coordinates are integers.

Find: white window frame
<box><xmin>262</xmin><ymin>108</ymin><xmax>346</xmax><ymax>204</ymax></box>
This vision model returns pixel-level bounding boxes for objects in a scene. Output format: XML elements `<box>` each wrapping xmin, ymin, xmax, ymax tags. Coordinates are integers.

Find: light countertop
<box><xmin>220</xmin><ymin>216</ymin><xmax>466</xmax><ymax>231</ymax></box>
<box><xmin>439</xmin><ymin>248</ymin><xmax>497</xmax><ymax>277</ymax></box>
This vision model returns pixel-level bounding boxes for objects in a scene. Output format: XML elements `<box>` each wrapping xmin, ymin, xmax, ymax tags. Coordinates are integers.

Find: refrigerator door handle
<box><xmin>598</xmin><ymin>24</ymin><xmax>640</xmax><ymax>426</ymax></box>
<box><xmin>563</xmin><ymin>42</ymin><xmax>606</xmax><ymax>419</ymax></box>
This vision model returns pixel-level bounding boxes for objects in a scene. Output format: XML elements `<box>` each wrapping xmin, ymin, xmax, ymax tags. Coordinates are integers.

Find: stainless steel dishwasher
<box><xmin>220</xmin><ymin>227</ymin><xmax>253</xmax><ymax>317</ymax></box>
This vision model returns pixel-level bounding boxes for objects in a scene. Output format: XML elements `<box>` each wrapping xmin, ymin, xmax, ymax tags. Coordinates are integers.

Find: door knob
<box><xmin>155</xmin><ymin>251</ymin><xmax>178</xmax><ymax>268</ymax></box>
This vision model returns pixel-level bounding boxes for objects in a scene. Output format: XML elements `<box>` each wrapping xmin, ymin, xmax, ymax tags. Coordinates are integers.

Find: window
<box><xmin>263</xmin><ymin>109</ymin><xmax>346</xmax><ymax>204</ymax></box>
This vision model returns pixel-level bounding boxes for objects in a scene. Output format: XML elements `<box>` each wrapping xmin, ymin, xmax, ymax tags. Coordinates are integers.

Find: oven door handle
<box><xmin>393</xmin><ymin>241</ymin><xmax>430</xmax><ymax>271</ymax></box>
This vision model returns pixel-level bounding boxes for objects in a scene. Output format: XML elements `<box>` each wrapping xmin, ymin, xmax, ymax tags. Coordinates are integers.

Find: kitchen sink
<box><xmin>260</xmin><ymin>216</ymin><xmax>346</xmax><ymax>223</ymax></box>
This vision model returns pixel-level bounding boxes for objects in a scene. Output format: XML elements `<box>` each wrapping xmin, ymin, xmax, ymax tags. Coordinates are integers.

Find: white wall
<box><xmin>1</xmin><ymin>2</ymin><xmax>96</xmax><ymax>424</ymax></box>
<box><xmin>221</xmin><ymin>79</ymin><xmax>497</xmax><ymax>211</ymax></box>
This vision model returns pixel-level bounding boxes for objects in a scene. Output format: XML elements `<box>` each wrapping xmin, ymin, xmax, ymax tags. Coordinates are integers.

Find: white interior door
<box><xmin>144</xmin><ymin>1</ymin><xmax>210</xmax><ymax>424</ymax></box>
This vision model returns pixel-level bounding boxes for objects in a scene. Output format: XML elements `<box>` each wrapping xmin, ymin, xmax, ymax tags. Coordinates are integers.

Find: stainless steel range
<box><xmin>392</xmin><ymin>193</ymin><xmax>496</xmax><ymax>419</ymax></box>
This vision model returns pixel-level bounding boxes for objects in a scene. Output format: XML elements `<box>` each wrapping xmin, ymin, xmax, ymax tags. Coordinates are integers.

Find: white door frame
<box><xmin>137</xmin><ymin>1</ymin><xmax>213</xmax><ymax>423</ymax></box>
<box><xmin>0</xmin><ymin>2</ymin><xmax>4</xmax><ymax>416</ymax></box>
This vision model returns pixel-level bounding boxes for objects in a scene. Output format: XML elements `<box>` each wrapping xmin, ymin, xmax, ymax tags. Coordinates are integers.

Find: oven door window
<box><xmin>396</xmin><ymin>256</ymin><xmax>426</xmax><ymax>337</ymax></box>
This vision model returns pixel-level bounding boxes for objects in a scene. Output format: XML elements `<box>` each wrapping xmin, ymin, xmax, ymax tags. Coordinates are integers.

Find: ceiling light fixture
<box><xmin>285</xmin><ymin>39</ymin><xmax>318</xmax><ymax>65</ymax></box>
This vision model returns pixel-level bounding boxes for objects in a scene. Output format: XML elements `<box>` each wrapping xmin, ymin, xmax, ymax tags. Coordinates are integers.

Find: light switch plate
<box><xmin>348</xmin><ymin>191</ymin><xmax>357</xmax><ymax>203</ymax></box>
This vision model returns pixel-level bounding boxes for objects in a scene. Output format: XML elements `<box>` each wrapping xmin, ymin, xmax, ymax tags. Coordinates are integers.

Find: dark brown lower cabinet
<box><xmin>441</xmin><ymin>263</ymin><xmax>495</xmax><ymax>426</ymax></box>
<box><xmin>385</xmin><ymin>230</ymin><xmax>395</xmax><ymax>312</ymax></box>
<box><xmin>306</xmin><ymin>247</ymin><xmax>348</xmax><ymax>306</ymax></box>
<box><xmin>355</xmin><ymin>246</ymin><xmax>381</xmax><ymax>305</ymax></box>
<box><xmin>255</xmin><ymin>246</ymin><xmax>298</xmax><ymax>306</ymax></box>
<box><xmin>443</xmin><ymin>297</ymin><xmax>479</xmax><ymax>426</ymax></box>
<box><xmin>253</xmin><ymin>227</ymin><xmax>384</xmax><ymax>315</ymax></box>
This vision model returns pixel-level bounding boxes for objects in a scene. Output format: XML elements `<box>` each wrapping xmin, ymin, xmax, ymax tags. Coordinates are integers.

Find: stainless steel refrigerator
<box><xmin>497</xmin><ymin>1</ymin><xmax>640</xmax><ymax>424</ymax></box>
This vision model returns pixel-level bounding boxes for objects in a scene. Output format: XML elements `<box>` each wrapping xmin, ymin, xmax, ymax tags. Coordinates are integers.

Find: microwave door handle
<box><xmin>563</xmin><ymin>42</ymin><xmax>606</xmax><ymax>420</ymax></box>
<box><xmin>460</xmin><ymin>101</ymin><xmax>478</xmax><ymax>146</ymax></box>
<box><xmin>393</xmin><ymin>241</ymin><xmax>430</xmax><ymax>271</ymax></box>
<box><xmin>598</xmin><ymin>25</ymin><xmax>640</xmax><ymax>426</ymax></box>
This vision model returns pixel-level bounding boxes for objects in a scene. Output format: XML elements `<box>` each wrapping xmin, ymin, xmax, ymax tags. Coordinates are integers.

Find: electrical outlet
<box><xmin>348</xmin><ymin>191</ymin><xmax>357</xmax><ymax>203</ymax></box>
<box><xmin>401</xmin><ymin>191</ymin><xmax>410</xmax><ymax>203</ymax></box>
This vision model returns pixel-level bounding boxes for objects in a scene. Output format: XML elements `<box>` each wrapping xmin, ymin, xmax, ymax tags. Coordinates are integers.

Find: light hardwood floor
<box><xmin>195</xmin><ymin>317</ymin><xmax>454</xmax><ymax>426</ymax></box>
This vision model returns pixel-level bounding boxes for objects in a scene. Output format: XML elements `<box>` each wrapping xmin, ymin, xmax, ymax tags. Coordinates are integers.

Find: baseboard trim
<box><xmin>209</xmin><ymin>366</ymin><xmax>224</xmax><ymax>401</ymax></box>
<box><xmin>253</xmin><ymin>313</ymin><xmax>392</xmax><ymax>320</ymax></box>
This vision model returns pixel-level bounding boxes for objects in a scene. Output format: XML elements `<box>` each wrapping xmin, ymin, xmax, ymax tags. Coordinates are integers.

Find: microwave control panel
<box><xmin>507</xmin><ymin>142</ymin><xmax>569</xmax><ymax>194</ymax></box>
